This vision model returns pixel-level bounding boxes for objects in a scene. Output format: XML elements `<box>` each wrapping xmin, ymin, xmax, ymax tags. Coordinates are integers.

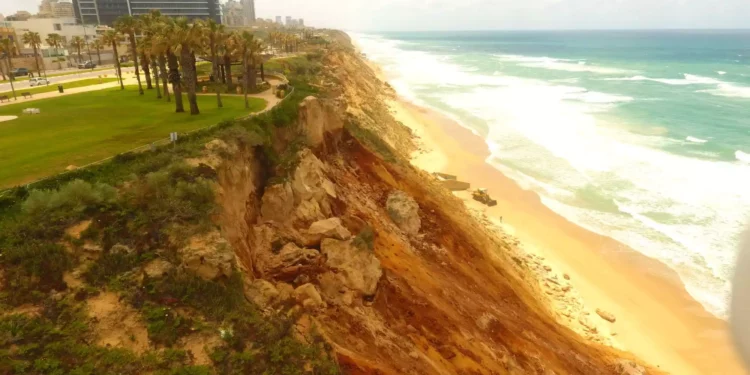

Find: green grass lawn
<box><xmin>0</xmin><ymin>86</ymin><xmax>267</xmax><ymax>188</ymax></box>
<box><xmin>1</xmin><ymin>66</ymin><xmax>115</xmax><ymax>84</ymax></box>
<box><xmin>0</xmin><ymin>77</ymin><xmax>119</xmax><ymax>97</ymax></box>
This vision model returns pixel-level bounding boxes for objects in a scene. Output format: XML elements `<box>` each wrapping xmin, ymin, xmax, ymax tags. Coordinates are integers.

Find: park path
<box><xmin>0</xmin><ymin>73</ymin><xmax>286</xmax><ymax>116</ymax></box>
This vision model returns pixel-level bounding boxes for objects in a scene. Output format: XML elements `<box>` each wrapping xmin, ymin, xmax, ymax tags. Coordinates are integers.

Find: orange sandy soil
<box><xmin>388</xmin><ymin>97</ymin><xmax>746</xmax><ymax>375</ymax></box>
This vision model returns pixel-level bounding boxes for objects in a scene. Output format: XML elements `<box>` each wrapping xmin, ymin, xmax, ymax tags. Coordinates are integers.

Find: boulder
<box><xmin>318</xmin><ymin>271</ymin><xmax>354</xmax><ymax>306</ymax></box>
<box><xmin>616</xmin><ymin>360</ymin><xmax>646</xmax><ymax>375</ymax></box>
<box><xmin>292</xmin><ymin>150</ymin><xmax>337</xmax><ymax>205</ymax></box>
<box><xmin>307</xmin><ymin>217</ymin><xmax>352</xmax><ymax>242</ymax></box>
<box><xmin>596</xmin><ymin>309</ymin><xmax>616</xmax><ymax>323</ymax></box>
<box><xmin>299</xmin><ymin>96</ymin><xmax>344</xmax><ymax>147</ymax></box>
<box><xmin>386</xmin><ymin>191</ymin><xmax>421</xmax><ymax>235</ymax></box>
<box><xmin>260</xmin><ymin>183</ymin><xmax>295</xmax><ymax>223</ymax></box>
<box><xmin>276</xmin><ymin>282</ymin><xmax>295</xmax><ymax>303</ymax></box>
<box><xmin>262</xmin><ymin>243</ymin><xmax>320</xmax><ymax>277</ymax></box>
<box><xmin>294</xmin><ymin>199</ymin><xmax>326</xmax><ymax>224</ymax></box>
<box><xmin>244</xmin><ymin>279</ymin><xmax>280</xmax><ymax>308</ymax></box>
<box><xmin>143</xmin><ymin>259</ymin><xmax>174</xmax><ymax>278</ymax></box>
<box><xmin>321</xmin><ymin>238</ymin><xmax>382</xmax><ymax>296</ymax></box>
<box><xmin>293</xmin><ymin>283</ymin><xmax>325</xmax><ymax>310</ymax></box>
<box><xmin>180</xmin><ymin>232</ymin><xmax>235</xmax><ymax>281</ymax></box>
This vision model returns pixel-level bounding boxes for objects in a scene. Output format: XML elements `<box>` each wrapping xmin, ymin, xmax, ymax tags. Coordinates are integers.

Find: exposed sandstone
<box><xmin>262</xmin><ymin>242</ymin><xmax>320</xmax><ymax>277</ymax></box>
<box><xmin>298</xmin><ymin>96</ymin><xmax>344</xmax><ymax>147</ymax></box>
<box><xmin>321</xmin><ymin>238</ymin><xmax>382</xmax><ymax>296</ymax></box>
<box><xmin>180</xmin><ymin>232</ymin><xmax>235</xmax><ymax>281</ymax></box>
<box><xmin>294</xmin><ymin>283</ymin><xmax>325</xmax><ymax>310</ymax></box>
<box><xmin>244</xmin><ymin>279</ymin><xmax>280</xmax><ymax>308</ymax></box>
<box><xmin>386</xmin><ymin>190</ymin><xmax>421</xmax><ymax>235</ymax></box>
<box><xmin>307</xmin><ymin>217</ymin><xmax>352</xmax><ymax>242</ymax></box>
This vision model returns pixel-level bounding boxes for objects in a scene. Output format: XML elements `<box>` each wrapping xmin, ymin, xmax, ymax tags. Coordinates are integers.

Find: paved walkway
<box><xmin>0</xmin><ymin>74</ymin><xmax>285</xmax><ymax>111</ymax></box>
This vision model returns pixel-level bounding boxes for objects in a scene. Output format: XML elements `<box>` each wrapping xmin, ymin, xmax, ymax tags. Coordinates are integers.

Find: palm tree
<box><xmin>92</xmin><ymin>38</ymin><xmax>103</xmax><ymax>66</ymax></box>
<box><xmin>202</xmin><ymin>19</ymin><xmax>224</xmax><ymax>108</ymax></box>
<box><xmin>22</xmin><ymin>32</ymin><xmax>43</xmax><ymax>77</ymax></box>
<box><xmin>173</xmin><ymin>17</ymin><xmax>203</xmax><ymax>115</ymax></box>
<box><xmin>0</xmin><ymin>39</ymin><xmax>17</xmax><ymax>100</ymax></box>
<box><xmin>70</xmin><ymin>36</ymin><xmax>85</xmax><ymax>64</ymax></box>
<box><xmin>114</xmin><ymin>15</ymin><xmax>143</xmax><ymax>95</ymax></box>
<box><xmin>101</xmin><ymin>30</ymin><xmax>125</xmax><ymax>90</ymax></box>
<box><xmin>140</xmin><ymin>10</ymin><xmax>165</xmax><ymax>97</ymax></box>
<box><xmin>238</xmin><ymin>31</ymin><xmax>262</xmax><ymax>109</ymax></box>
<box><xmin>223</xmin><ymin>32</ymin><xmax>239</xmax><ymax>93</ymax></box>
<box><xmin>159</xmin><ymin>19</ymin><xmax>184</xmax><ymax>112</ymax></box>
<box><xmin>45</xmin><ymin>33</ymin><xmax>63</xmax><ymax>59</ymax></box>
<box><xmin>136</xmin><ymin>38</ymin><xmax>153</xmax><ymax>90</ymax></box>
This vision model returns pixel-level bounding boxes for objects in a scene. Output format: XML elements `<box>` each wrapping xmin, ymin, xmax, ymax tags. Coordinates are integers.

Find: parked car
<box><xmin>29</xmin><ymin>77</ymin><xmax>50</xmax><ymax>87</ymax></box>
<box><xmin>10</xmin><ymin>68</ymin><xmax>29</xmax><ymax>77</ymax></box>
<box><xmin>77</xmin><ymin>61</ymin><xmax>96</xmax><ymax>69</ymax></box>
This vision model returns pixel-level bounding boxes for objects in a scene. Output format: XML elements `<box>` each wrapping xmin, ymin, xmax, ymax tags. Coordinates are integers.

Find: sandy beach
<box><xmin>350</xmin><ymin>44</ymin><xmax>749</xmax><ymax>373</ymax></box>
<box><xmin>383</xmin><ymin>95</ymin><xmax>747</xmax><ymax>374</ymax></box>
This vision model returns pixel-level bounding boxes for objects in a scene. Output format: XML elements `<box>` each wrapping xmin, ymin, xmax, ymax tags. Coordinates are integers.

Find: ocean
<box><xmin>351</xmin><ymin>30</ymin><xmax>750</xmax><ymax>319</ymax></box>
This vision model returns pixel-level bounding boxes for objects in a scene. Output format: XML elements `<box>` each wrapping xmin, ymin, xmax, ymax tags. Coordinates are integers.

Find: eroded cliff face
<box><xmin>206</xmin><ymin>47</ymin><xmax>653</xmax><ymax>375</ymax></box>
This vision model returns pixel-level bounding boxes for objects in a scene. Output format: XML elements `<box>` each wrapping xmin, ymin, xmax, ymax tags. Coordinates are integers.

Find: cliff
<box><xmin>208</xmin><ymin>43</ymin><xmax>654</xmax><ymax>374</ymax></box>
<box><xmin>0</xmin><ymin>36</ymin><xmax>654</xmax><ymax>375</ymax></box>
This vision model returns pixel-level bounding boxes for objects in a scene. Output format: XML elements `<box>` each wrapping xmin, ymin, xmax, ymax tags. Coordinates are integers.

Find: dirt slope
<box><xmin>209</xmin><ymin>44</ymin><xmax>656</xmax><ymax>374</ymax></box>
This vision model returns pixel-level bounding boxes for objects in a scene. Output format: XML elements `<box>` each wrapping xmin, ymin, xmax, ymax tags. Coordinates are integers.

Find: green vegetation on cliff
<box><xmin>0</xmin><ymin>52</ymin><xmax>338</xmax><ymax>375</ymax></box>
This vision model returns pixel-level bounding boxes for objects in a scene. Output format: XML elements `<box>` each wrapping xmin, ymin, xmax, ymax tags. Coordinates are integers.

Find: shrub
<box><xmin>142</xmin><ymin>302</ymin><xmax>194</xmax><ymax>347</ymax></box>
<box><xmin>22</xmin><ymin>180</ymin><xmax>117</xmax><ymax>219</ymax></box>
<box><xmin>1</xmin><ymin>242</ymin><xmax>71</xmax><ymax>305</ymax></box>
<box><xmin>353</xmin><ymin>225</ymin><xmax>375</xmax><ymax>251</ymax></box>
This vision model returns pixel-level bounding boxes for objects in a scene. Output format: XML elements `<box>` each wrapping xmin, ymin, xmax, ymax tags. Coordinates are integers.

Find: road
<box><xmin>0</xmin><ymin>67</ymin><xmax>121</xmax><ymax>92</ymax></box>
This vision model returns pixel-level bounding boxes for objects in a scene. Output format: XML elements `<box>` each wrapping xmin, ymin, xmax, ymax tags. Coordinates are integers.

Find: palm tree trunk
<box><xmin>243</xmin><ymin>55</ymin><xmax>249</xmax><ymax>109</ymax></box>
<box><xmin>224</xmin><ymin>54</ymin><xmax>233</xmax><ymax>93</ymax></box>
<box><xmin>96</xmin><ymin>48</ymin><xmax>102</xmax><ymax>65</ymax></box>
<box><xmin>180</xmin><ymin>48</ymin><xmax>199</xmax><ymax>115</ymax></box>
<box><xmin>249</xmin><ymin>61</ymin><xmax>257</xmax><ymax>91</ymax></box>
<box><xmin>158</xmin><ymin>53</ymin><xmax>170</xmax><ymax>102</ymax></box>
<box><xmin>260</xmin><ymin>63</ymin><xmax>264</xmax><ymax>81</ymax></box>
<box><xmin>167</xmin><ymin>49</ymin><xmax>183</xmax><ymax>112</ymax></box>
<box><xmin>112</xmin><ymin>41</ymin><xmax>124</xmax><ymax>90</ymax></box>
<box><xmin>151</xmin><ymin>57</ymin><xmax>161</xmax><ymax>99</ymax></box>
<box><xmin>220</xmin><ymin>64</ymin><xmax>226</xmax><ymax>84</ymax></box>
<box><xmin>141</xmin><ymin>53</ymin><xmax>153</xmax><ymax>89</ymax></box>
<box><xmin>32</xmin><ymin>45</ymin><xmax>41</xmax><ymax>77</ymax></box>
<box><xmin>210</xmin><ymin>38</ymin><xmax>222</xmax><ymax>109</ymax></box>
<box><xmin>130</xmin><ymin>33</ymin><xmax>143</xmax><ymax>95</ymax></box>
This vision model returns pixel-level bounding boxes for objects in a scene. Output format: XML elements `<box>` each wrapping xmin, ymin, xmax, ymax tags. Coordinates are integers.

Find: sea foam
<box><xmin>686</xmin><ymin>136</ymin><xmax>708</xmax><ymax>144</ymax></box>
<box><xmin>353</xmin><ymin>32</ymin><xmax>750</xmax><ymax>319</ymax></box>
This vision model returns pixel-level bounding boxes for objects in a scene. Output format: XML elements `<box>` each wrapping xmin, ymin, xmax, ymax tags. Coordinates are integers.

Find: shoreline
<box><xmin>354</xmin><ymin>40</ymin><xmax>746</xmax><ymax>374</ymax></box>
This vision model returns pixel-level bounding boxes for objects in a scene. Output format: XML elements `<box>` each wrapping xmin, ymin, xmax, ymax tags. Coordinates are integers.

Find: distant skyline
<box><xmin>2</xmin><ymin>0</ymin><xmax>750</xmax><ymax>31</ymax></box>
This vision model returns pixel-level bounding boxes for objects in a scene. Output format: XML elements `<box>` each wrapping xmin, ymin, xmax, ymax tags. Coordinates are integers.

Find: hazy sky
<box><xmin>2</xmin><ymin>0</ymin><xmax>749</xmax><ymax>31</ymax></box>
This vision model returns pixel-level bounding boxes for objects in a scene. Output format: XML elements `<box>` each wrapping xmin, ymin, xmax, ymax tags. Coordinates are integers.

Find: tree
<box><xmin>136</xmin><ymin>38</ymin><xmax>153</xmax><ymax>90</ymax></box>
<box><xmin>141</xmin><ymin>10</ymin><xmax>171</xmax><ymax>102</ymax></box>
<box><xmin>238</xmin><ymin>31</ymin><xmax>262</xmax><ymax>109</ymax></box>
<box><xmin>92</xmin><ymin>38</ymin><xmax>103</xmax><ymax>65</ymax></box>
<box><xmin>223</xmin><ymin>32</ymin><xmax>239</xmax><ymax>93</ymax></box>
<box><xmin>0</xmin><ymin>39</ymin><xmax>17</xmax><ymax>100</ymax></box>
<box><xmin>101</xmin><ymin>30</ymin><xmax>125</xmax><ymax>90</ymax></box>
<box><xmin>202</xmin><ymin>19</ymin><xmax>224</xmax><ymax>109</ymax></box>
<box><xmin>139</xmin><ymin>10</ymin><xmax>165</xmax><ymax>96</ymax></box>
<box><xmin>114</xmin><ymin>15</ymin><xmax>143</xmax><ymax>95</ymax></box>
<box><xmin>173</xmin><ymin>17</ymin><xmax>203</xmax><ymax>115</ymax></box>
<box><xmin>45</xmin><ymin>33</ymin><xmax>63</xmax><ymax>58</ymax></box>
<box><xmin>70</xmin><ymin>36</ymin><xmax>85</xmax><ymax>64</ymax></box>
<box><xmin>22</xmin><ymin>32</ymin><xmax>43</xmax><ymax>77</ymax></box>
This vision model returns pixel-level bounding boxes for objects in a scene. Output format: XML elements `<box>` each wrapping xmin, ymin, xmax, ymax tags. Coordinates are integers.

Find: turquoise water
<box><xmin>352</xmin><ymin>30</ymin><xmax>750</xmax><ymax>318</ymax></box>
